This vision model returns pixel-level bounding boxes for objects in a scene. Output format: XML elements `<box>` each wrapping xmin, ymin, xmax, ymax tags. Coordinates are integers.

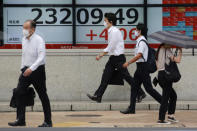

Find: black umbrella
<box><xmin>149</xmin><ymin>31</ymin><xmax>197</xmax><ymax>48</ymax></box>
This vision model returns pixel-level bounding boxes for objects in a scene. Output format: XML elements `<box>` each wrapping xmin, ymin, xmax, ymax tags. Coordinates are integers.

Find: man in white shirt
<box><xmin>87</xmin><ymin>13</ymin><xmax>145</xmax><ymax>103</ymax></box>
<box><xmin>120</xmin><ymin>23</ymin><xmax>162</xmax><ymax>114</ymax></box>
<box><xmin>8</xmin><ymin>20</ymin><xmax>52</xmax><ymax>127</ymax></box>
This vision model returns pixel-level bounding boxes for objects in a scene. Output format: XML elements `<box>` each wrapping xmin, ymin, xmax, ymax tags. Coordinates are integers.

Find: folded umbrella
<box><xmin>149</xmin><ymin>31</ymin><xmax>197</xmax><ymax>48</ymax></box>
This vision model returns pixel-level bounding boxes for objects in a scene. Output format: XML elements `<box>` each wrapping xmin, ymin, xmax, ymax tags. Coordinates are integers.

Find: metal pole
<box><xmin>0</xmin><ymin>0</ymin><xmax>3</xmax><ymax>46</ymax></box>
<box><xmin>192</xmin><ymin>48</ymin><xmax>195</xmax><ymax>56</ymax></box>
<box><xmin>72</xmin><ymin>0</ymin><xmax>76</xmax><ymax>46</ymax></box>
<box><xmin>144</xmin><ymin>0</ymin><xmax>148</xmax><ymax>39</ymax></box>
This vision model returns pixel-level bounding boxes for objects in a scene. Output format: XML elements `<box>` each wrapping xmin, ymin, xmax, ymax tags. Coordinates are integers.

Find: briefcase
<box><xmin>10</xmin><ymin>87</ymin><xmax>36</xmax><ymax>108</ymax></box>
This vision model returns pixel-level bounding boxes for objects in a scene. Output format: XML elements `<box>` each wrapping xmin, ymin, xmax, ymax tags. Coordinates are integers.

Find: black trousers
<box><xmin>15</xmin><ymin>65</ymin><xmax>52</xmax><ymax>123</ymax></box>
<box><xmin>129</xmin><ymin>63</ymin><xmax>162</xmax><ymax>112</ymax></box>
<box><xmin>94</xmin><ymin>54</ymin><xmax>145</xmax><ymax>98</ymax></box>
<box><xmin>158</xmin><ymin>71</ymin><xmax>177</xmax><ymax>121</ymax></box>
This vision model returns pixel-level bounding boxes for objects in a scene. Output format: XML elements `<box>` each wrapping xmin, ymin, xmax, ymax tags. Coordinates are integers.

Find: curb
<box><xmin>0</xmin><ymin>101</ymin><xmax>196</xmax><ymax>112</ymax></box>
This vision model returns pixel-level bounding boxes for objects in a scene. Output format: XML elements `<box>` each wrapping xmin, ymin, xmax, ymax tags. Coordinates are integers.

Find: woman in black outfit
<box><xmin>156</xmin><ymin>43</ymin><xmax>182</xmax><ymax>124</ymax></box>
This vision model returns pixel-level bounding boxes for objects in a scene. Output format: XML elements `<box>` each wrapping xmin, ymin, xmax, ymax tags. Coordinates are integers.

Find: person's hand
<box><xmin>23</xmin><ymin>68</ymin><xmax>32</xmax><ymax>77</ymax></box>
<box><xmin>123</xmin><ymin>62</ymin><xmax>129</xmax><ymax>68</ymax></box>
<box><xmin>96</xmin><ymin>55</ymin><xmax>101</xmax><ymax>61</ymax></box>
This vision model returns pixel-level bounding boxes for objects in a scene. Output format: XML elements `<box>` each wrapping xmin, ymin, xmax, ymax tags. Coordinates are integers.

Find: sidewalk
<box><xmin>0</xmin><ymin>101</ymin><xmax>197</xmax><ymax>112</ymax></box>
<box><xmin>0</xmin><ymin>101</ymin><xmax>197</xmax><ymax>128</ymax></box>
<box><xmin>0</xmin><ymin>111</ymin><xmax>197</xmax><ymax>128</ymax></box>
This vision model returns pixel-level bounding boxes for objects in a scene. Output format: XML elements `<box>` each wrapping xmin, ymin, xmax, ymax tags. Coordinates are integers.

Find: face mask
<box><xmin>103</xmin><ymin>21</ymin><xmax>108</xmax><ymax>27</ymax></box>
<box><xmin>134</xmin><ymin>30</ymin><xmax>139</xmax><ymax>37</ymax></box>
<box><xmin>23</xmin><ymin>29</ymin><xmax>30</xmax><ymax>37</ymax></box>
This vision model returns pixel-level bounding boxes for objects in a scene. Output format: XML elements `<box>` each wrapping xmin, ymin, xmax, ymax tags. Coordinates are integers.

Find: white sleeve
<box><xmin>29</xmin><ymin>38</ymin><xmax>46</xmax><ymax>71</ymax></box>
<box><xmin>103</xmin><ymin>30</ymin><xmax>120</xmax><ymax>52</ymax></box>
<box><xmin>21</xmin><ymin>39</ymin><xmax>25</xmax><ymax>70</ymax></box>
<box><xmin>137</xmin><ymin>41</ymin><xmax>146</xmax><ymax>54</ymax></box>
<box><xmin>21</xmin><ymin>53</ymin><xmax>24</xmax><ymax>70</ymax></box>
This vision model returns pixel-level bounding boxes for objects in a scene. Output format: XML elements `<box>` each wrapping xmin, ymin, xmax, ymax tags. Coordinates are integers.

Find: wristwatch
<box><xmin>128</xmin><ymin>61</ymin><xmax>132</xmax><ymax>65</ymax></box>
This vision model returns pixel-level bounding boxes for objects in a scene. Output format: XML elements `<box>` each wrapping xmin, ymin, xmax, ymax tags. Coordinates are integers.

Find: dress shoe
<box><xmin>120</xmin><ymin>108</ymin><xmax>135</xmax><ymax>114</ymax></box>
<box><xmin>136</xmin><ymin>94</ymin><xmax>146</xmax><ymax>103</ymax></box>
<box><xmin>87</xmin><ymin>94</ymin><xmax>101</xmax><ymax>103</ymax></box>
<box><xmin>38</xmin><ymin>122</ymin><xmax>53</xmax><ymax>127</ymax></box>
<box><xmin>8</xmin><ymin>120</ymin><xmax>26</xmax><ymax>126</ymax></box>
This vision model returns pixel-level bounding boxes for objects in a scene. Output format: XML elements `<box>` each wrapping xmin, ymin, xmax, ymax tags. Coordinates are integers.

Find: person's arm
<box><xmin>23</xmin><ymin>38</ymin><xmax>46</xmax><ymax>77</ymax></box>
<box><xmin>21</xmin><ymin>51</ymin><xmax>25</xmax><ymax>70</ymax></box>
<box><xmin>30</xmin><ymin>39</ymin><xmax>46</xmax><ymax>71</ymax></box>
<box><xmin>21</xmin><ymin>39</ymin><xmax>25</xmax><ymax>70</ymax></box>
<box><xmin>123</xmin><ymin>41</ymin><xmax>145</xmax><ymax>68</ymax></box>
<box><xmin>96</xmin><ymin>52</ymin><xmax>108</xmax><ymax>61</ymax></box>
<box><xmin>96</xmin><ymin>30</ymin><xmax>119</xmax><ymax>61</ymax></box>
<box><xmin>170</xmin><ymin>48</ymin><xmax>182</xmax><ymax>63</ymax></box>
<box><xmin>123</xmin><ymin>53</ymin><xmax>143</xmax><ymax>68</ymax></box>
<box><xmin>128</xmin><ymin>53</ymin><xmax>143</xmax><ymax>64</ymax></box>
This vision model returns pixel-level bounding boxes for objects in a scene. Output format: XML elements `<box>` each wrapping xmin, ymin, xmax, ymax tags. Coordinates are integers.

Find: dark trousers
<box><xmin>129</xmin><ymin>63</ymin><xmax>162</xmax><ymax>112</ymax></box>
<box><xmin>94</xmin><ymin>54</ymin><xmax>145</xmax><ymax>98</ymax></box>
<box><xmin>15</xmin><ymin>65</ymin><xmax>52</xmax><ymax>124</ymax></box>
<box><xmin>158</xmin><ymin>71</ymin><xmax>177</xmax><ymax>121</ymax></box>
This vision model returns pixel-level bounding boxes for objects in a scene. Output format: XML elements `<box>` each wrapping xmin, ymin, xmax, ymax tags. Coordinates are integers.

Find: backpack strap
<box><xmin>165</xmin><ymin>48</ymin><xmax>167</xmax><ymax>64</ymax></box>
<box><xmin>138</xmin><ymin>40</ymin><xmax>149</xmax><ymax>48</ymax></box>
<box><xmin>138</xmin><ymin>39</ymin><xmax>149</xmax><ymax>62</ymax></box>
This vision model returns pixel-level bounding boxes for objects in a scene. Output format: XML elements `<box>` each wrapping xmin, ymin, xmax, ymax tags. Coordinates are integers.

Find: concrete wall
<box><xmin>0</xmin><ymin>49</ymin><xmax>197</xmax><ymax>102</ymax></box>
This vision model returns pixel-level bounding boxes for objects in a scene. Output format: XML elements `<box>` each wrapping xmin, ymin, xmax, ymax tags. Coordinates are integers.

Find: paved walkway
<box><xmin>0</xmin><ymin>111</ymin><xmax>197</xmax><ymax>128</ymax></box>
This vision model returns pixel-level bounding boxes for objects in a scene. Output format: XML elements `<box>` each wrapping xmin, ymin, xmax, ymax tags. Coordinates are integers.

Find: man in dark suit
<box><xmin>8</xmin><ymin>20</ymin><xmax>52</xmax><ymax>127</ymax></box>
<box><xmin>87</xmin><ymin>13</ymin><xmax>146</xmax><ymax>103</ymax></box>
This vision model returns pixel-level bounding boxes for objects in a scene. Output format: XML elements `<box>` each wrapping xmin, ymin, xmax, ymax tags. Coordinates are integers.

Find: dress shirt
<box><xmin>21</xmin><ymin>33</ymin><xmax>46</xmax><ymax>71</ymax></box>
<box><xmin>103</xmin><ymin>26</ymin><xmax>124</xmax><ymax>56</ymax></box>
<box><xmin>135</xmin><ymin>35</ymin><xmax>148</xmax><ymax>63</ymax></box>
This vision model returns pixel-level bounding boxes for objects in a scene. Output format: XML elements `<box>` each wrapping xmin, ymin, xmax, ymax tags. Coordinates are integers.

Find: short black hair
<box><xmin>104</xmin><ymin>13</ymin><xmax>117</xmax><ymax>25</ymax></box>
<box><xmin>136</xmin><ymin>23</ymin><xmax>148</xmax><ymax>36</ymax></box>
<box><xmin>25</xmin><ymin>20</ymin><xmax>36</xmax><ymax>29</ymax></box>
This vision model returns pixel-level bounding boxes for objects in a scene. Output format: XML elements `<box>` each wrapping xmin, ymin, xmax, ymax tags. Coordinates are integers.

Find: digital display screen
<box><xmin>2</xmin><ymin>0</ymin><xmax>197</xmax><ymax>49</ymax></box>
<box><xmin>4</xmin><ymin>7</ymin><xmax>73</xmax><ymax>44</ymax></box>
<box><xmin>2</xmin><ymin>0</ymin><xmax>144</xmax><ymax>49</ymax></box>
<box><xmin>3</xmin><ymin>0</ymin><xmax>73</xmax><ymax>46</ymax></box>
<box><xmin>76</xmin><ymin>7</ymin><xmax>144</xmax><ymax>44</ymax></box>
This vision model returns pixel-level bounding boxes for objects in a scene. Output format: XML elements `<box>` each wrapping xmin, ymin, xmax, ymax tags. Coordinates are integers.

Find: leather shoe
<box><xmin>87</xmin><ymin>94</ymin><xmax>101</xmax><ymax>103</ymax></box>
<box><xmin>38</xmin><ymin>122</ymin><xmax>53</xmax><ymax>127</ymax></box>
<box><xmin>120</xmin><ymin>108</ymin><xmax>135</xmax><ymax>114</ymax></box>
<box><xmin>8</xmin><ymin>120</ymin><xmax>26</xmax><ymax>126</ymax></box>
<box><xmin>136</xmin><ymin>94</ymin><xmax>146</xmax><ymax>103</ymax></box>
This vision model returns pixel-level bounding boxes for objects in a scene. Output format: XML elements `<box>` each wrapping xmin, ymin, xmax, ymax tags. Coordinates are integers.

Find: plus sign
<box><xmin>86</xmin><ymin>30</ymin><xmax>97</xmax><ymax>40</ymax></box>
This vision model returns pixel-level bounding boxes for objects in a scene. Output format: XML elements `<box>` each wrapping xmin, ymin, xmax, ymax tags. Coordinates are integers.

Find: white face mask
<box><xmin>103</xmin><ymin>21</ymin><xmax>108</xmax><ymax>27</ymax></box>
<box><xmin>134</xmin><ymin>30</ymin><xmax>139</xmax><ymax>37</ymax></box>
<box><xmin>23</xmin><ymin>29</ymin><xmax>30</xmax><ymax>37</ymax></box>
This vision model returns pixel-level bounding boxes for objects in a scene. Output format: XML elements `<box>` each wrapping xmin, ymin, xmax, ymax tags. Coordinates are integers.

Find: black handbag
<box><xmin>107</xmin><ymin>68</ymin><xmax>124</xmax><ymax>86</ymax></box>
<box><xmin>164</xmin><ymin>49</ymin><xmax>181</xmax><ymax>83</ymax></box>
<box><xmin>10</xmin><ymin>87</ymin><xmax>36</xmax><ymax>108</ymax></box>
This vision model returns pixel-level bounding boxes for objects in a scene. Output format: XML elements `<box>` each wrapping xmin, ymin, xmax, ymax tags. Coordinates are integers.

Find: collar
<box><xmin>108</xmin><ymin>26</ymin><xmax>114</xmax><ymax>33</ymax></box>
<box><xmin>136</xmin><ymin>35</ymin><xmax>146</xmax><ymax>44</ymax></box>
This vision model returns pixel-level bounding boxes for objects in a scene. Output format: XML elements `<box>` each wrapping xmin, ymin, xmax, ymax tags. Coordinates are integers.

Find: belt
<box><xmin>159</xmin><ymin>70</ymin><xmax>165</xmax><ymax>72</ymax></box>
<box><xmin>24</xmin><ymin>64</ymin><xmax>45</xmax><ymax>68</ymax></box>
<box><xmin>110</xmin><ymin>54</ymin><xmax>124</xmax><ymax>57</ymax></box>
<box><xmin>136</xmin><ymin>62</ymin><xmax>146</xmax><ymax>65</ymax></box>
